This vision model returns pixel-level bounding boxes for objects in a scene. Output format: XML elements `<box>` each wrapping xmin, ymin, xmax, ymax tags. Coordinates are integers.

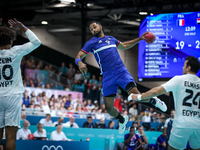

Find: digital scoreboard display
<box><xmin>138</xmin><ymin>12</ymin><xmax>200</xmax><ymax>81</ymax></box>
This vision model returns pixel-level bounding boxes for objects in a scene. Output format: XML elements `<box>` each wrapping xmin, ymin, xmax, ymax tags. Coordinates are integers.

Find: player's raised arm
<box><xmin>8</xmin><ymin>18</ymin><xmax>41</xmax><ymax>54</ymax></box>
<box><xmin>75</xmin><ymin>51</ymin><xmax>87</xmax><ymax>75</ymax></box>
<box><xmin>117</xmin><ymin>31</ymin><xmax>149</xmax><ymax>50</ymax></box>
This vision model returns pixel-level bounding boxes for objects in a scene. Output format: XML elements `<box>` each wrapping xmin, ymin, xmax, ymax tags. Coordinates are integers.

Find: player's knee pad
<box><xmin>125</xmin><ymin>82</ymin><xmax>137</xmax><ymax>93</ymax></box>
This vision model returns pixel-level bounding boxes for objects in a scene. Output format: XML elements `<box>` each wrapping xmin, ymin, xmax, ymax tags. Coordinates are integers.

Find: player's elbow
<box><xmin>33</xmin><ymin>39</ymin><xmax>41</xmax><ymax>47</ymax></box>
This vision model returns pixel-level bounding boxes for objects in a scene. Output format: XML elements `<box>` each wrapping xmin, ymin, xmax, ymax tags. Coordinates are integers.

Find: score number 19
<box><xmin>176</xmin><ymin>40</ymin><xmax>200</xmax><ymax>49</ymax></box>
<box><xmin>176</xmin><ymin>41</ymin><xmax>185</xmax><ymax>49</ymax></box>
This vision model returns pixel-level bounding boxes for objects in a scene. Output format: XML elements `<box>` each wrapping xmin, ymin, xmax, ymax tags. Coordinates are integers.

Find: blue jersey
<box><xmin>124</xmin><ymin>133</ymin><xmax>141</xmax><ymax>149</ymax></box>
<box><xmin>81</xmin><ymin>35</ymin><xmax>125</xmax><ymax>74</ymax></box>
<box><xmin>155</xmin><ymin>135</ymin><xmax>166</xmax><ymax>150</ymax></box>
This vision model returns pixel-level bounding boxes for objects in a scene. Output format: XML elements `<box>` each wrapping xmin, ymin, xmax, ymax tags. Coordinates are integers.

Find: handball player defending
<box><xmin>0</xmin><ymin>18</ymin><xmax>41</xmax><ymax>150</ymax></box>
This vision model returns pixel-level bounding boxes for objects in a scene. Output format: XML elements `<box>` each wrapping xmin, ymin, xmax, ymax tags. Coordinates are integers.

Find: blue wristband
<box><xmin>24</xmin><ymin>25</ymin><xmax>27</xmax><ymax>28</ymax></box>
<box><xmin>75</xmin><ymin>58</ymin><xmax>82</xmax><ymax>65</ymax></box>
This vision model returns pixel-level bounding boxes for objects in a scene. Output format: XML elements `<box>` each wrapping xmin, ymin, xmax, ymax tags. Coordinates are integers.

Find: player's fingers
<box><xmin>14</xmin><ymin>18</ymin><xmax>18</xmax><ymax>22</ymax></box>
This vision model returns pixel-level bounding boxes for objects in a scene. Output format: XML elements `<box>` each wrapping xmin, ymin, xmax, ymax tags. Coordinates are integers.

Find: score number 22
<box><xmin>176</xmin><ymin>40</ymin><xmax>200</xmax><ymax>49</ymax></box>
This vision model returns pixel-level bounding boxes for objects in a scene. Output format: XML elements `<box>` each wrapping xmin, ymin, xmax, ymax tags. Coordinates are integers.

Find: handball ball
<box><xmin>28</xmin><ymin>134</ymin><xmax>34</xmax><ymax>140</ymax></box>
<box><xmin>144</xmin><ymin>32</ymin><xmax>156</xmax><ymax>44</ymax></box>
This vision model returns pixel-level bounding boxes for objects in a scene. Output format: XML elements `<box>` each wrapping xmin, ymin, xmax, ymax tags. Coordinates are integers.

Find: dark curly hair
<box><xmin>0</xmin><ymin>26</ymin><xmax>16</xmax><ymax>46</ymax></box>
<box><xmin>185</xmin><ymin>56</ymin><xmax>200</xmax><ymax>74</ymax></box>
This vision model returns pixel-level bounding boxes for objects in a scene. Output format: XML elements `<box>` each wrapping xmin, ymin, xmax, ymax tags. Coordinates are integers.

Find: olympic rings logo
<box><xmin>41</xmin><ymin>145</ymin><xmax>63</xmax><ymax>150</ymax></box>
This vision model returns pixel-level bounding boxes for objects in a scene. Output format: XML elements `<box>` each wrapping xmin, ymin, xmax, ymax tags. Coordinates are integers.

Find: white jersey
<box><xmin>0</xmin><ymin>29</ymin><xmax>41</xmax><ymax>96</ymax></box>
<box><xmin>161</xmin><ymin>74</ymin><xmax>200</xmax><ymax>129</ymax></box>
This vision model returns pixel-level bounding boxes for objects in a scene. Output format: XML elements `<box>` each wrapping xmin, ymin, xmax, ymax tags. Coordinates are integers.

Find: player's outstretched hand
<box><xmin>79</xmin><ymin>62</ymin><xmax>87</xmax><ymax>75</ymax></box>
<box><xmin>0</xmin><ymin>18</ymin><xmax>2</xmax><ymax>25</ymax></box>
<box><xmin>8</xmin><ymin>18</ymin><xmax>24</xmax><ymax>31</ymax></box>
<box><xmin>140</xmin><ymin>31</ymin><xmax>149</xmax><ymax>40</ymax></box>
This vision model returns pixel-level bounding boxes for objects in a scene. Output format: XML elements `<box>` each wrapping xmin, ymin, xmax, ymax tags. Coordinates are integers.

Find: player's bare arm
<box><xmin>117</xmin><ymin>31</ymin><xmax>149</xmax><ymax>50</ymax></box>
<box><xmin>8</xmin><ymin>18</ymin><xmax>27</xmax><ymax>33</ymax></box>
<box><xmin>75</xmin><ymin>51</ymin><xmax>87</xmax><ymax>75</ymax></box>
<box><xmin>131</xmin><ymin>86</ymin><xmax>166</xmax><ymax>100</ymax></box>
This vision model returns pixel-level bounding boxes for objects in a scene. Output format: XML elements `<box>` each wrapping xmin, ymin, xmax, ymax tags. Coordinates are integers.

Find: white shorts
<box><xmin>169</xmin><ymin>127</ymin><xmax>200</xmax><ymax>149</ymax></box>
<box><xmin>0</xmin><ymin>93</ymin><xmax>22</xmax><ymax>128</ymax></box>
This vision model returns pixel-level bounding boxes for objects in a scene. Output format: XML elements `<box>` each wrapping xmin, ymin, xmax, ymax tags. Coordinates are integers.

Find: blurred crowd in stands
<box><xmin>21</xmin><ymin>56</ymin><xmax>167</xmax><ymax>125</ymax></box>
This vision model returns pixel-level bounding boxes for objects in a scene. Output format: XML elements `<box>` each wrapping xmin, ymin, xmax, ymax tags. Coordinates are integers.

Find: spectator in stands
<box><xmin>151</xmin><ymin>112</ymin><xmax>158</xmax><ymax>122</ymax></box>
<box><xmin>82</xmin><ymin>68</ymin><xmax>91</xmax><ymax>99</ymax></box>
<box><xmin>83</xmin><ymin>116</ymin><xmax>94</xmax><ymax>128</ymax></box>
<box><xmin>59</xmin><ymin>62</ymin><xmax>68</xmax><ymax>76</ymax></box>
<box><xmin>56</xmin><ymin>81</ymin><xmax>63</xmax><ymax>90</ymax></box>
<box><xmin>131</xmin><ymin>121</ymin><xmax>139</xmax><ymax>131</ymax></box>
<box><xmin>129</xmin><ymin>104</ymin><xmax>138</xmax><ymax>121</ymax></box>
<box><xmin>44</xmin><ymin>65</ymin><xmax>49</xmax><ymax>71</ymax></box>
<box><xmin>36</xmin><ymin>61</ymin><xmax>43</xmax><ymax>70</ymax></box>
<box><xmin>95</xmin><ymin>109</ymin><xmax>105</xmax><ymax>119</ymax></box>
<box><xmin>64</xmin><ymin>94</ymin><xmax>72</xmax><ymax>109</ymax></box>
<box><xmin>16</xmin><ymin>120</ymin><xmax>31</xmax><ymax>140</ymax></box>
<box><xmin>39</xmin><ymin>114</ymin><xmax>53</xmax><ymax>126</ymax></box>
<box><xmin>74</xmin><ymin>79</ymin><xmax>85</xmax><ymax>92</ymax></box>
<box><xmin>74</xmin><ymin>70</ymin><xmax>82</xmax><ymax>81</ymax></box>
<box><xmin>164</xmin><ymin>109</ymin><xmax>175</xmax><ymax>150</ymax></box>
<box><xmin>30</xmin><ymin>58</ymin><xmax>36</xmax><ymax>69</ymax></box>
<box><xmin>88</xmin><ymin>75</ymin><xmax>98</xmax><ymax>102</ymax></box>
<box><xmin>23</xmin><ymin>92</ymin><xmax>30</xmax><ymax>107</ymax></box>
<box><xmin>53</xmin><ymin>117</ymin><xmax>64</xmax><ymax>126</ymax></box>
<box><xmin>101</xmin><ymin>104</ymin><xmax>106</xmax><ymax>113</ymax></box>
<box><xmin>46</xmin><ymin>83</ymin><xmax>51</xmax><ymax>89</ymax></box>
<box><xmin>149</xmin><ymin>107</ymin><xmax>154</xmax><ymax>116</ymax></box>
<box><xmin>63</xmin><ymin>117</ymin><xmax>79</xmax><ymax>128</ymax></box>
<box><xmin>35</xmin><ymin>78</ymin><xmax>42</xmax><ymax>88</ymax></box>
<box><xmin>71</xmin><ymin>93</ymin><xmax>82</xmax><ymax>108</ymax></box>
<box><xmin>155</xmin><ymin>130</ymin><xmax>167</xmax><ymax>150</ymax></box>
<box><xmin>93</xmin><ymin>100</ymin><xmax>99</xmax><ymax>110</ymax></box>
<box><xmin>87</xmin><ymin>99</ymin><xmax>95</xmax><ymax>111</ymax></box>
<box><xmin>142</xmin><ymin>110</ymin><xmax>151</xmax><ymax>122</ymax></box>
<box><xmin>21</xmin><ymin>112</ymin><xmax>26</xmax><ymax>121</ymax></box>
<box><xmin>156</xmin><ymin>113</ymin><xmax>161</xmax><ymax>123</ymax></box>
<box><xmin>42</xmin><ymin>101</ymin><xmax>50</xmax><ymax>114</ymax></box>
<box><xmin>48</xmin><ymin>64</ymin><xmax>55</xmax><ymax>73</ymax></box>
<box><xmin>107</xmin><ymin>121</ymin><xmax>115</xmax><ymax>129</ymax></box>
<box><xmin>137</xmin><ymin>126</ymin><xmax>148</xmax><ymax>150</ymax></box>
<box><xmin>50</xmin><ymin>125</ymin><xmax>74</xmax><ymax>141</ymax></box>
<box><xmin>95</xmin><ymin>118</ymin><xmax>106</xmax><ymax>129</ymax></box>
<box><xmin>96</xmin><ymin>76</ymin><xmax>102</xmax><ymax>101</ymax></box>
<box><xmin>33</xmin><ymin>123</ymin><xmax>47</xmax><ymax>139</ymax></box>
<box><xmin>124</xmin><ymin>127</ymin><xmax>142</xmax><ymax>150</ymax></box>
<box><xmin>136</xmin><ymin>111</ymin><xmax>145</xmax><ymax>122</ymax></box>
<box><xmin>66</xmin><ymin>63</ymin><xmax>75</xmax><ymax>89</ymax></box>
<box><xmin>64</xmin><ymin>84</ymin><xmax>70</xmax><ymax>91</ymax></box>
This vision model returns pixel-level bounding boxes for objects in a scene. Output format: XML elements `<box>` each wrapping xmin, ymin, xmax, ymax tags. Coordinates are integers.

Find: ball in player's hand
<box><xmin>144</xmin><ymin>32</ymin><xmax>156</xmax><ymax>44</ymax></box>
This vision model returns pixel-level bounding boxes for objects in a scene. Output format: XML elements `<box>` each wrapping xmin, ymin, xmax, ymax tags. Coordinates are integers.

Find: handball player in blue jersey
<box><xmin>124</xmin><ymin>127</ymin><xmax>142</xmax><ymax>150</ymax></box>
<box><xmin>75</xmin><ymin>21</ymin><xmax>167</xmax><ymax>134</ymax></box>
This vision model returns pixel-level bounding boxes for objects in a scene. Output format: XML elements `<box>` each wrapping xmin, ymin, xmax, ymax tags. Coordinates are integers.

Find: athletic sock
<box><xmin>150</xmin><ymin>97</ymin><xmax>156</xmax><ymax>105</ymax></box>
<box><xmin>115</xmin><ymin>113</ymin><xmax>125</xmax><ymax>123</ymax></box>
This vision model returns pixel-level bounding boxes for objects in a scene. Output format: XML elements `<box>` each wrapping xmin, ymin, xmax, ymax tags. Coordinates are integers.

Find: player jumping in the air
<box><xmin>75</xmin><ymin>21</ymin><xmax>167</xmax><ymax>134</ymax></box>
<box><xmin>0</xmin><ymin>18</ymin><xmax>41</xmax><ymax>150</ymax></box>
<box><xmin>130</xmin><ymin>56</ymin><xmax>200</xmax><ymax>150</ymax></box>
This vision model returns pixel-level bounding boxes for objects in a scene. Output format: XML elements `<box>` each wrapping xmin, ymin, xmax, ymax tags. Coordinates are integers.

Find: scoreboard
<box><xmin>138</xmin><ymin>12</ymin><xmax>200</xmax><ymax>81</ymax></box>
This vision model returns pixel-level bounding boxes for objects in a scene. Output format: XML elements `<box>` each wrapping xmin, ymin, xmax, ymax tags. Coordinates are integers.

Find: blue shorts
<box><xmin>102</xmin><ymin>67</ymin><xmax>136</xmax><ymax>97</ymax></box>
<box><xmin>127</xmin><ymin>146</ymin><xmax>136</xmax><ymax>150</ymax></box>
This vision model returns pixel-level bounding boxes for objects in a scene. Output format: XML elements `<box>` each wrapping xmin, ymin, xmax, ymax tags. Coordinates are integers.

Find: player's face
<box><xmin>89</xmin><ymin>23</ymin><xmax>102</xmax><ymax>37</ymax></box>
